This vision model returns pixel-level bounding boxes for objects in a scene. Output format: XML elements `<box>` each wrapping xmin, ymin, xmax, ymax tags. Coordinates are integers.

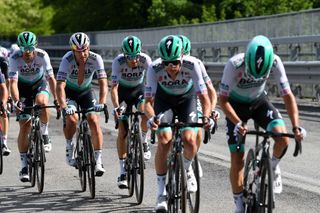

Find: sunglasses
<box><xmin>20</xmin><ymin>46</ymin><xmax>36</xmax><ymax>52</ymax></box>
<box><xmin>163</xmin><ymin>60</ymin><xmax>181</xmax><ymax>67</ymax></box>
<box><xmin>125</xmin><ymin>54</ymin><xmax>139</xmax><ymax>61</ymax></box>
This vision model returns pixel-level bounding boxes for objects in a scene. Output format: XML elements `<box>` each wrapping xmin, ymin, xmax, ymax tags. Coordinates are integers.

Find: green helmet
<box><xmin>245</xmin><ymin>35</ymin><xmax>274</xmax><ymax>79</ymax></box>
<box><xmin>158</xmin><ymin>35</ymin><xmax>182</xmax><ymax>61</ymax></box>
<box><xmin>17</xmin><ymin>31</ymin><xmax>37</xmax><ymax>52</ymax></box>
<box><xmin>122</xmin><ymin>36</ymin><xmax>141</xmax><ymax>56</ymax></box>
<box><xmin>178</xmin><ymin>35</ymin><xmax>191</xmax><ymax>55</ymax></box>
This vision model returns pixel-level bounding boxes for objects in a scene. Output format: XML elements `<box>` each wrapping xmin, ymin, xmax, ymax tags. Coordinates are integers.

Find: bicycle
<box><xmin>118</xmin><ymin>108</ymin><xmax>145</xmax><ymax>205</ymax></box>
<box><xmin>151</xmin><ymin>119</ymin><xmax>208</xmax><ymax>213</ymax></box>
<box><xmin>67</xmin><ymin>105</ymin><xmax>108</xmax><ymax>199</ymax></box>
<box><xmin>240</xmin><ymin>123</ymin><xmax>302</xmax><ymax>213</ymax></box>
<box><xmin>25</xmin><ymin>104</ymin><xmax>60</xmax><ymax>193</ymax></box>
<box><xmin>0</xmin><ymin>103</ymin><xmax>5</xmax><ymax>174</ymax></box>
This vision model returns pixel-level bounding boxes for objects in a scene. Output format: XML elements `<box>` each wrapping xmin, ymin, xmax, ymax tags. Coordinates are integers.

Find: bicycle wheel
<box><xmin>76</xmin><ymin>133</ymin><xmax>86</xmax><ymax>192</ymax></box>
<box><xmin>168</xmin><ymin>152</ymin><xmax>187</xmax><ymax>213</ymax></box>
<box><xmin>85</xmin><ymin>134</ymin><xmax>96</xmax><ymax>199</ymax></box>
<box><xmin>35</xmin><ymin>132</ymin><xmax>45</xmax><ymax>193</ymax></box>
<box><xmin>126</xmin><ymin>131</ymin><xmax>134</xmax><ymax>197</ymax></box>
<box><xmin>243</xmin><ymin>148</ymin><xmax>257</xmax><ymax>213</ymax></box>
<box><xmin>257</xmin><ymin>156</ymin><xmax>274</xmax><ymax>213</ymax></box>
<box><xmin>187</xmin><ymin>153</ymin><xmax>200</xmax><ymax>213</ymax></box>
<box><xmin>0</xmin><ymin>137</ymin><xmax>3</xmax><ymax>175</ymax></box>
<box><xmin>28</xmin><ymin>135</ymin><xmax>36</xmax><ymax>187</ymax></box>
<box><xmin>133</xmin><ymin>130</ymin><xmax>144</xmax><ymax>204</ymax></box>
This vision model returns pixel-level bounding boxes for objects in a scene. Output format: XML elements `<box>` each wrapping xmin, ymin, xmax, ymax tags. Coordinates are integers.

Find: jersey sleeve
<box><xmin>198</xmin><ymin>60</ymin><xmax>212</xmax><ymax>85</ymax></box>
<box><xmin>219</xmin><ymin>59</ymin><xmax>236</xmax><ymax>97</ymax></box>
<box><xmin>43</xmin><ymin>51</ymin><xmax>54</xmax><ymax>80</ymax></box>
<box><xmin>191</xmin><ymin>62</ymin><xmax>207</xmax><ymax>95</ymax></box>
<box><xmin>272</xmin><ymin>55</ymin><xmax>292</xmax><ymax>96</ymax></box>
<box><xmin>8</xmin><ymin>56</ymin><xmax>18</xmax><ymax>80</ymax></box>
<box><xmin>95</xmin><ymin>54</ymin><xmax>107</xmax><ymax>79</ymax></box>
<box><xmin>111</xmin><ymin>58</ymin><xmax>121</xmax><ymax>86</ymax></box>
<box><xmin>56</xmin><ymin>57</ymin><xmax>69</xmax><ymax>82</ymax></box>
<box><xmin>145</xmin><ymin>64</ymin><xmax>157</xmax><ymax>98</ymax></box>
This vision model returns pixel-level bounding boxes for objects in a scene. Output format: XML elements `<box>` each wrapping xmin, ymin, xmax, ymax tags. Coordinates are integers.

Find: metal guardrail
<box><xmin>50</xmin><ymin>57</ymin><xmax>320</xmax><ymax>102</ymax></box>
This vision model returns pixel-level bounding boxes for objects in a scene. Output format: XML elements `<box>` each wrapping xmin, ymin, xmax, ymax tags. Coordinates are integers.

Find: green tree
<box><xmin>0</xmin><ymin>0</ymin><xmax>54</xmax><ymax>37</ymax></box>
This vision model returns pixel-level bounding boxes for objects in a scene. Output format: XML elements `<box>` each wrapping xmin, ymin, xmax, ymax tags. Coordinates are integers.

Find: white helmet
<box><xmin>69</xmin><ymin>32</ymin><xmax>90</xmax><ymax>51</ymax></box>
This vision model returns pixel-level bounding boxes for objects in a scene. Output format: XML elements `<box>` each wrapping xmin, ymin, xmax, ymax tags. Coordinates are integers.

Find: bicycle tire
<box><xmin>257</xmin><ymin>157</ymin><xmax>274</xmax><ymax>213</ymax></box>
<box><xmin>0</xmin><ymin>136</ymin><xmax>3</xmax><ymax>175</ymax></box>
<box><xmin>28</xmin><ymin>135</ymin><xmax>36</xmax><ymax>187</ymax></box>
<box><xmin>244</xmin><ymin>148</ymin><xmax>257</xmax><ymax>213</ymax></box>
<box><xmin>126</xmin><ymin>131</ymin><xmax>134</xmax><ymax>197</ymax></box>
<box><xmin>133</xmin><ymin>129</ymin><xmax>144</xmax><ymax>205</ymax></box>
<box><xmin>187</xmin><ymin>153</ymin><xmax>200</xmax><ymax>213</ymax></box>
<box><xmin>76</xmin><ymin>133</ymin><xmax>86</xmax><ymax>192</ymax></box>
<box><xmin>36</xmin><ymin>132</ymin><xmax>45</xmax><ymax>193</ymax></box>
<box><xmin>85</xmin><ymin>134</ymin><xmax>96</xmax><ymax>199</ymax></box>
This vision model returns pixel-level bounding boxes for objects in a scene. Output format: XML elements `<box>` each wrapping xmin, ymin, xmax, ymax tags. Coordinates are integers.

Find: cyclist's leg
<box><xmin>253</xmin><ymin>98</ymin><xmax>288</xmax><ymax>194</ymax></box>
<box><xmin>0</xmin><ymin>80</ymin><xmax>10</xmax><ymax>155</ymax></box>
<box><xmin>226</xmin><ymin>100</ymin><xmax>251</xmax><ymax>213</ymax></box>
<box><xmin>35</xmin><ymin>84</ymin><xmax>52</xmax><ymax>152</ymax></box>
<box><xmin>137</xmin><ymin>96</ymin><xmax>151</xmax><ymax>160</ymax></box>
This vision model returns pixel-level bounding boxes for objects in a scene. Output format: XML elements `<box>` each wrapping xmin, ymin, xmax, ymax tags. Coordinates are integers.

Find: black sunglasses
<box><xmin>163</xmin><ymin>60</ymin><xmax>181</xmax><ymax>66</ymax></box>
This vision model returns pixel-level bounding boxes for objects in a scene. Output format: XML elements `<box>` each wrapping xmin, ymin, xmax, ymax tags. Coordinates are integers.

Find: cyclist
<box><xmin>56</xmin><ymin>32</ymin><xmax>108</xmax><ymax>177</ymax></box>
<box><xmin>111</xmin><ymin>35</ymin><xmax>152</xmax><ymax>188</ymax></box>
<box><xmin>179</xmin><ymin>34</ymin><xmax>219</xmax><ymax>177</ymax></box>
<box><xmin>145</xmin><ymin>35</ymin><xmax>213</xmax><ymax>212</ymax></box>
<box><xmin>219</xmin><ymin>35</ymin><xmax>306</xmax><ymax>213</ymax></box>
<box><xmin>0</xmin><ymin>46</ymin><xmax>11</xmax><ymax>155</ymax></box>
<box><xmin>9</xmin><ymin>31</ymin><xmax>59</xmax><ymax>182</ymax></box>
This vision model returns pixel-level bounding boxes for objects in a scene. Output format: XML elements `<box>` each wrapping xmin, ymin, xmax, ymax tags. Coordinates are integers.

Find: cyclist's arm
<box><xmin>111</xmin><ymin>84</ymin><xmax>119</xmax><ymax>108</ymax></box>
<box><xmin>282</xmin><ymin>93</ymin><xmax>300</xmax><ymax>129</ymax></box>
<box><xmin>144</xmin><ymin>97</ymin><xmax>155</xmax><ymax>119</ymax></box>
<box><xmin>98</xmin><ymin>78</ymin><xmax>108</xmax><ymax>104</ymax></box>
<box><xmin>56</xmin><ymin>81</ymin><xmax>67</xmax><ymax>109</ymax></box>
<box><xmin>9</xmin><ymin>79</ymin><xmax>19</xmax><ymax>103</ymax></box>
<box><xmin>0</xmin><ymin>81</ymin><xmax>8</xmax><ymax>108</ymax></box>
<box><xmin>47</xmin><ymin>76</ymin><xmax>58</xmax><ymax>101</ymax></box>
<box><xmin>206</xmin><ymin>82</ymin><xmax>217</xmax><ymax>110</ymax></box>
<box><xmin>219</xmin><ymin>95</ymin><xmax>240</xmax><ymax>125</ymax></box>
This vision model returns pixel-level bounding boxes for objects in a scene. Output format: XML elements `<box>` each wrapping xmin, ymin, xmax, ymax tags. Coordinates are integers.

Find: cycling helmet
<box><xmin>245</xmin><ymin>35</ymin><xmax>274</xmax><ymax>79</ymax></box>
<box><xmin>69</xmin><ymin>32</ymin><xmax>90</xmax><ymax>51</ymax></box>
<box><xmin>122</xmin><ymin>36</ymin><xmax>141</xmax><ymax>56</ymax></box>
<box><xmin>178</xmin><ymin>35</ymin><xmax>191</xmax><ymax>55</ymax></box>
<box><xmin>17</xmin><ymin>31</ymin><xmax>37</xmax><ymax>51</ymax></box>
<box><xmin>158</xmin><ymin>35</ymin><xmax>182</xmax><ymax>61</ymax></box>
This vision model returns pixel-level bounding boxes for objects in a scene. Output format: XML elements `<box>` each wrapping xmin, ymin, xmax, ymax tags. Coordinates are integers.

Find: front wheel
<box><xmin>126</xmin><ymin>131</ymin><xmax>134</xmax><ymax>197</ymax></box>
<box><xmin>187</xmin><ymin>153</ymin><xmax>200</xmax><ymax>213</ymax></box>
<box><xmin>76</xmin><ymin>134</ymin><xmax>86</xmax><ymax>192</ymax></box>
<box><xmin>133</xmin><ymin>130</ymin><xmax>144</xmax><ymax>205</ymax></box>
<box><xmin>85</xmin><ymin>134</ymin><xmax>96</xmax><ymax>199</ymax></box>
<box><xmin>0</xmin><ymin>137</ymin><xmax>3</xmax><ymax>175</ymax></box>
<box><xmin>244</xmin><ymin>149</ymin><xmax>256</xmax><ymax>213</ymax></box>
<box><xmin>36</xmin><ymin>133</ymin><xmax>45</xmax><ymax>193</ymax></box>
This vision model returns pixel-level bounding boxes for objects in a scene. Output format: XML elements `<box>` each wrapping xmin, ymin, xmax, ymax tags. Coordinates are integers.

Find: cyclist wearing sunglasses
<box><xmin>9</xmin><ymin>31</ymin><xmax>58</xmax><ymax>182</ymax></box>
<box><xmin>56</xmin><ymin>32</ymin><xmax>108</xmax><ymax>177</ymax></box>
<box><xmin>219</xmin><ymin>35</ymin><xmax>306</xmax><ymax>213</ymax></box>
<box><xmin>111</xmin><ymin>35</ymin><xmax>152</xmax><ymax>189</ymax></box>
<box><xmin>144</xmin><ymin>35</ymin><xmax>213</xmax><ymax>212</ymax></box>
<box><xmin>179</xmin><ymin>34</ymin><xmax>219</xmax><ymax>178</ymax></box>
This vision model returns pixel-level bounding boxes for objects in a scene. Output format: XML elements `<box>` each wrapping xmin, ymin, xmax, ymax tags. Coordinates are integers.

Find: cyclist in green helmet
<box><xmin>111</xmin><ymin>35</ymin><xmax>152</xmax><ymax>188</ymax></box>
<box><xmin>219</xmin><ymin>35</ymin><xmax>306</xmax><ymax>213</ymax></box>
<box><xmin>145</xmin><ymin>35</ymin><xmax>213</xmax><ymax>212</ymax></box>
<box><xmin>9</xmin><ymin>31</ymin><xmax>59</xmax><ymax>182</ymax></box>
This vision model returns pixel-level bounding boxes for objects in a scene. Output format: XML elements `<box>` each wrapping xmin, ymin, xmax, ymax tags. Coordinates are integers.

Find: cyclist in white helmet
<box><xmin>56</xmin><ymin>32</ymin><xmax>108</xmax><ymax>177</ymax></box>
<box><xmin>9</xmin><ymin>31</ymin><xmax>59</xmax><ymax>182</ymax></box>
<box><xmin>219</xmin><ymin>35</ymin><xmax>306</xmax><ymax>213</ymax></box>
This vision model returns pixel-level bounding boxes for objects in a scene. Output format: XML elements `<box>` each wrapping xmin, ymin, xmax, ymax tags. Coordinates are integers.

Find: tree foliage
<box><xmin>0</xmin><ymin>0</ymin><xmax>317</xmax><ymax>37</ymax></box>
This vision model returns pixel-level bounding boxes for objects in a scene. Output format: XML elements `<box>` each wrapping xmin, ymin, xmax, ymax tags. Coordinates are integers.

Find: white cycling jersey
<box><xmin>111</xmin><ymin>52</ymin><xmax>152</xmax><ymax>87</ymax></box>
<box><xmin>9</xmin><ymin>48</ymin><xmax>54</xmax><ymax>84</ymax></box>
<box><xmin>219</xmin><ymin>53</ymin><xmax>291</xmax><ymax>103</ymax></box>
<box><xmin>145</xmin><ymin>55</ymin><xmax>207</xmax><ymax>98</ymax></box>
<box><xmin>57</xmin><ymin>51</ymin><xmax>107</xmax><ymax>92</ymax></box>
<box><xmin>0</xmin><ymin>47</ymin><xmax>9</xmax><ymax>58</ymax></box>
<box><xmin>188</xmin><ymin>55</ymin><xmax>212</xmax><ymax>84</ymax></box>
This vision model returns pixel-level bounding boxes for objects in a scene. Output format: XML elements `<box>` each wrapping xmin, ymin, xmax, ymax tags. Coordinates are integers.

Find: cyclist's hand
<box><xmin>63</xmin><ymin>106</ymin><xmax>76</xmax><ymax>115</ymax></box>
<box><xmin>14</xmin><ymin>100</ymin><xmax>23</xmax><ymax>112</ymax></box>
<box><xmin>211</xmin><ymin>110</ymin><xmax>220</xmax><ymax>120</ymax></box>
<box><xmin>147</xmin><ymin>116</ymin><xmax>159</xmax><ymax>130</ymax></box>
<box><xmin>94</xmin><ymin>103</ymin><xmax>105</xmax><ymax>112</ymax></box>
<box><xmin>233</xmin><ymin>121</ymin><xmax>247</xmax><ymax>136</ymax></box>
<box><xmin>54</xmin><ymin>99</ymin><xmax>61</xmax><ymax>119</ymax></box>
<box><xmin>203</xmin><ymin>116</ymin><xmax>214</xmax><ymax>130</ymax></box>
<box><xmin>293</xmin><ymin>126</ymin><xmax>307</xmax><ymax>142</ymax></box>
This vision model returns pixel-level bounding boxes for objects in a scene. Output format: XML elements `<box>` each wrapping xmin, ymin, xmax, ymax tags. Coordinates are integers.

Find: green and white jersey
<box><xmin>57</xmin><ymin>51</ymin><xmax>107</xmax><ymax>92</ymax></box>
<box><xmin>219</xmin><ymin>53</ymin><xmax>292</xmax><ymax>103</ymax></box>
<box><xmin>8</xmin><ymin>48</ymin><xmax>54</xmax><ymax>84</ymax></box>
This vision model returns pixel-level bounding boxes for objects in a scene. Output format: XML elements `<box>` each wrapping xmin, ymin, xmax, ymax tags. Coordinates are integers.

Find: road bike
<box><xmin>69</xmin><ymin>105</ymin><xmax>108</xmax><ymax>199</ymax></box>
<box><xmin>0</xmin><ymin>103</ymin><xmax>6</xmax><ymax>174</ymax></box>
<box><xmin>26</xmin><ymin>104</ymin><xmax>60</xmax><ymax>193</ymax></box>
<box><xmin>151</xmin><ymin>119</ymin><xmax>208</xmax><ymax>213</ymax></box>
<box><xmin>121</xmin><ymin>109</ymin><xmax>145</xmax><ymax>205</ymax></box>
<box><xmin>240</xmin><ymin>123</ymin><xmax>301</xmax><ymax>213</ymax></box>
